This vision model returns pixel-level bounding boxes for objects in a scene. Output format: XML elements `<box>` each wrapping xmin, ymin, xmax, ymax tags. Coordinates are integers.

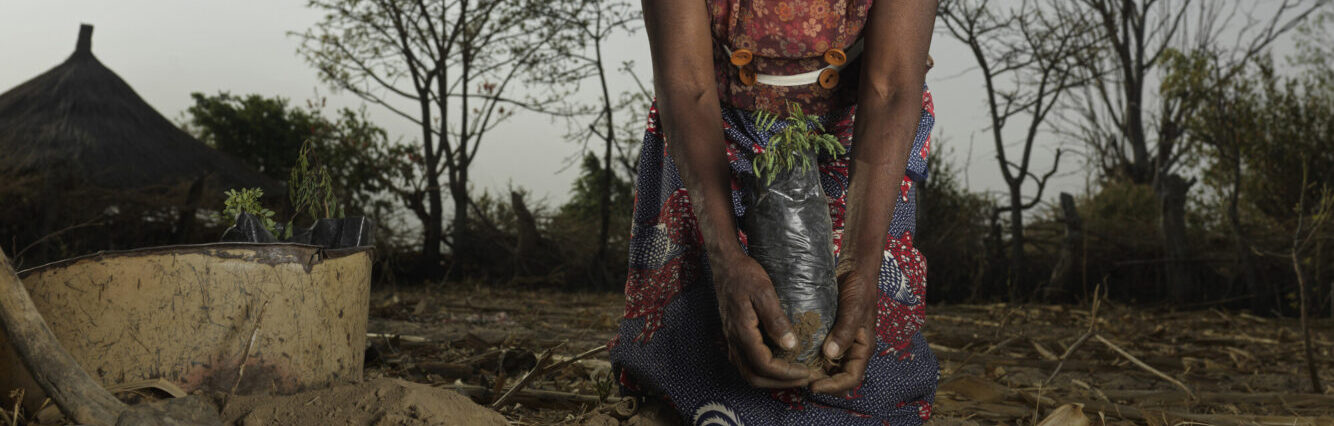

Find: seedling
<box><xmin>288</xmin><ymin>138</ymin><xmax>342</xmax><ymax>233</ymax></box>
<box><xmin>220</xmin><ymin>188</ymin><xmax>278</xmax><ymax>236</ymax></box>
<box><xmin>752</xmin><ymin>103</ymin><xmax>846</xmax><ymax>186</ymax></box>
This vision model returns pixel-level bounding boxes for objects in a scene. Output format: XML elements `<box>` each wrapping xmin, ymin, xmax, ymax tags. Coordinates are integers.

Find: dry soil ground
<box><xmin>360</xmin><ymin>285</ymin><xmax>1334</xmax><ymax>425</ymax></box>
<box><xmin>7</xmin><ymin>285</ymin><xmax>1332</xmax><ymax>425</ymax></box>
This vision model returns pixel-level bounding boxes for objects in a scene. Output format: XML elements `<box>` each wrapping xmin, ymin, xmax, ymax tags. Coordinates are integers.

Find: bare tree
<box><xmin>537</xmin><ymin>0</ymin><xmax>642</xmax><ymax>287</ymax></box>
<box><xmin>1288</xmin><ymin>168</ymin><xmax>1332</xmax><ymax>393</ymax></box>
<box><xmin>939</xmin><ymin>0</ymin><xmax>1095</xmax><ymax>300</ymax></box>
<box><xmin>295</xmin><ymin>0</ymin><xmax>559</xmax><ymax>275</ymax></box>
<box><xmin>1064</xmin><ymin>0</ymin><xmax>1326</xmax><ymax>300</ymax></box>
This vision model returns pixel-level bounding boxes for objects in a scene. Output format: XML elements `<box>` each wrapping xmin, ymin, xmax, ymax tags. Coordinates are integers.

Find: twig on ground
<box><xmin>540</xmin><ymin>344</ymin><xmax>610</xmax><ymax>376</ymax></box>
<box><xmin>1034</xmin><ymin>285</ymin><xmax>1104</xmax><ymax>425</ymax></box>
<box><xmin>365</xmin><ymin>332</ymin><xmax>429</xmax><ymax>344</ymax></box>
<box><xmin>1042</xmin><ymin>330</ymin><xmax>1095</xmax><ymax>388</ymax></box>
<box><xmin>445</xmin><ymin>384</ymin><xmax>618</xmax><ymax>408</ymax></box>
<box><xmin>1041</xmin><ymin>285</ymin><xmax>1103</xmax><ymax>388</ymax></box>
<box><xmin>1031</xmin><ymin>339</ymin><xmax>1059</xmax><ymax>361</ymax></box>
<box><xmin>491</xmin><ymin>351</ymin><xmax>510</xmax><ymax>398</ymax></box>
<box><xmin>453</xmin><ymin>348</ymin><xmax>505</xmax><ymax>365</ymax></box>
<box><xmin>1094</xmin><ymin>334</ymin><xmax>1196</xmax><ymax>399</ymax></box>
<box><xmin>1098</xmin><ymin>390</ymin><xmax>1334</xmax><ymax>406</ymax></box>
<box><xmin>7</xmin><ymin>388</ymin><xmax>22</xmax><ymax>426</ymax></box>
<box><xmin>1064</xmin><ymin>396</ymin><xmax>1331</xmax><ymax>426</ymax></box>
<box><xmin>984</xmin><ymin>336</ymin><xmax>1021</xmax><ymax>355</ymax></box>
<box><xmin>949</xmin><ymin>335</ymin><xmax>1020</xmax><ymax>376</ymax></box>
<box><xmin>492</xmin><ymin>343</ymin><xmax>564</xmax><ymax>409</ymax></box>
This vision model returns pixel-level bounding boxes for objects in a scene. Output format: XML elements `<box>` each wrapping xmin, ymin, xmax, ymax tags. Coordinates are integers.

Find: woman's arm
<box><xmin>642</xmin><ymin>0</ymin><xmax>814</xmax><ymax>388</ymax></box>
<box><xmin>812</xmin><ymin>0</ymin><xmax>937</xmax><ymax>395</ymax></box>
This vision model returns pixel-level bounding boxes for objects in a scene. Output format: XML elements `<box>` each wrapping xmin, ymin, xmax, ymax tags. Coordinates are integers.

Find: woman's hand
<box><xmin>808</xmin><ymin>0</ymin><xmax>938</xmax><ymax>397</ymax></box>
<box><xmin>811</xmin><ymin>257</ymin><xmax>878</xmax><ymax>395</ymax></box>
<box><xmin>712</xmin><ymin>249</ymin><xmax>817</xmax><ymax>388</ymax></box>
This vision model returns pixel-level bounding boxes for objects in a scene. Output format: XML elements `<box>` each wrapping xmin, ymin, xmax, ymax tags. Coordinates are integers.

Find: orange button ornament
<box><xmin>730</xmin><ymin>49</ymin><xmax>753</xmax><ymax>66</ymax></box>
<box><xmin>823</xmin><ymin>48</ymin><xmax>847</xmax><ymax>66</ymax></box>
<box><xmin>739</xmin><ymin>67</ymin><xmax>757</xmax><ymax>86</ymax></box>
<box><xmin>818</xmin><ymin>68</ymin><xmax>839</xmax><ymax>89</ymax></box>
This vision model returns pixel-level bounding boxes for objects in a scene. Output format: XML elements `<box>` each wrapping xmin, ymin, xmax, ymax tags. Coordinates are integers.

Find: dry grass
<box><xmin>928</xmin><ymin>301</ymin><xmax>1334</xmax><ymax>425</ymax></box>
<box><xmin>365</xmin><ymin>285</ymin><xmax>1334</xmax><ymax>425</ymax></box>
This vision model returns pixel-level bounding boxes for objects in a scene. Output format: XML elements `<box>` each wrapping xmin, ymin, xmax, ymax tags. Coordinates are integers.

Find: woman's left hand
<box><xmin>811</xmin><ymin>258</ymin><xmax>879</xmax><ymax>395</ymax></box>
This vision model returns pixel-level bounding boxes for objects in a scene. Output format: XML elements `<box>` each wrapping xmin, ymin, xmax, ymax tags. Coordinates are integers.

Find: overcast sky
<box><xmin>0</xmin><ymin>1</ymin><xmax>1308</xmax><ymax>212</ymax></box>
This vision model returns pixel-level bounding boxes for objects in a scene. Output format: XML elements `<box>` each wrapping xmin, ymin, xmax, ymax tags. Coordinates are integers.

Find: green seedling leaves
<box><xmin>751</xmin><ymin>102</ymin><xmax>846</xmax><ymax>186</ymax></box>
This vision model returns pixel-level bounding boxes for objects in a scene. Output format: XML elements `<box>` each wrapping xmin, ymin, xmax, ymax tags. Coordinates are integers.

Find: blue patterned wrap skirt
<box><xmin>609</xmin><ymin>88</ymin><xmax>938</xmax><ymax>425</ymax></box>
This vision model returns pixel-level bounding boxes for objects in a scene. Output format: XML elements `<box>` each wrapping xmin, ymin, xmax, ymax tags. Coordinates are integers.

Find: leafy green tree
<box><xmin>560</xmin><ymin>152</ymin><xmax>633</xmax><ymax>224</ymax></box>
<box><xmin>184</xmin><ymin>92</ymin><xmax>318</xmax><ymax>179</ymax></box>
<box><xmin>183</xmin><ymin>92</ymin><xmax>402</xmax><ymax>223</ymax></box>
<box><xmin>554</xmin><ymin>152</ymin><xmax>634</xmax><ymax>289</ymax></box>
<box><xmin>1168</xmin><ymin>49</ymin><xmax>1334</xmax><ymax>313</ymax></box>
<box><xmin>916</xmin><ymin>145</ymin><xmax>995</xmax><ymax>303</ymax></box>
<box><xmin>1065</xmin><ymin>0</ymin><xmax>1324</xmax><ymax>301</ymax></box>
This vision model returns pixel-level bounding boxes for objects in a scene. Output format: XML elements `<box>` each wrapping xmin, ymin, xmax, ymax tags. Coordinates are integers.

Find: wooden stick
<box><xmin>1072</xmin><ymin>397</ymin><xmax>1333</xmax><ymax>426</ymax></box>
<box><xmin>1040</xmin><ymin>284</ymin><xmax>1103</xmax><ymax>388</ymax></box>
<box><xmin>1098</xmin><ymin>389</ymin><xmax>1334</xmax><ymax>406</ymax></box>
<box><xmin>1030</xmin><ymin>339</ymin><xmax>1058</xmax><ymax>361</ymax></box>
<box><xmin>488</xmin><ymin>343</ymin><xmax>609</xmax><ymax>409</ymax></box>
<box><xmin>947</xmin><ymin>335</ymin><xmax>1019</xmax><ymax>375</ymax></box>
<box><xmin>446</xmin><ymin>384</ymin><xmax>618</xmax><ymax>407</ymax></box>
<box><xmin>1042</xmin><ymin>329</ymin><xmax>1095</xmax><ymax>388</ymax></box>
<box><xmin>105</xmin><ymin>378</ymin><xmax>188</xmax><ymax>399</ymax></box>
<box><xmin>364</xmin><ymin>332</ymin><xmax>429</xmax><ymax>344</ymax></box>
<box><xmin>491</xmin><ymin>344</ymin><xmax>561</xmax><ymax>409</ymax></box>
<box><xmin>6</xmin><ymin>388</ymin><xmax>20</xmax><ymax>426</ymax></box>
<box><xmin>538</xmin><ymin>344</ymin><xmax>609</xmax><ymax>376</ymax></box>
<box><xmin>1093</xmin><ymin>334</ymin><xmax>1196</xmax><ymax>399</ymax></box>
<box><xmin>0</xmin><ymin>249</ymin><xmax>125</xmax><ymax>424</ymax></box>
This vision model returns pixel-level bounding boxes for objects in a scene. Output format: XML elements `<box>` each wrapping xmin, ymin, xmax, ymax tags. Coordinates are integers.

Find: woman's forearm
<box><xmin>643</xmin><ymin>0</ymin><xmax>743</xmax><ymax>261</ymax></box>
<box><xmin>840</xmin><ymin>0</ymin><xmax>937</xmax><ymax>277</ymax></box>
<box><xmin>840</xmin><ymin>89</ymin><xmax>922</xmax><ymax>277</ymax></box>
<box><xmin>661</xmin><ymin>90</ymin><xmax>743</xmax><ymax>261</ymax></box>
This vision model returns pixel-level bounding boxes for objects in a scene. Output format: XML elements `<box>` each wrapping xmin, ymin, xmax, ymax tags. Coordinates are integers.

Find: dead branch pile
<box><xmin>929</xmin><ymin>298</ymin><xmax>1334</xmax><ymax>425</ymax></box>
<box><xmin>366</xmin><ymin>286</ymin><xmax>1333</xmax><ymax>425</ymax></box>
<box><xmin>365</xmin><ymin>287</ymin><xmax>627</xmax><ymax>425</ymax></box>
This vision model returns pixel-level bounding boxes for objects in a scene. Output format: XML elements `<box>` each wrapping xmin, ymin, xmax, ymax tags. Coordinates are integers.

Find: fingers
<box><xmin>811</xmin><ymin>327</ymin><xmax>874</xmax><ymax>395</ymax></box>
<box><xmin>732</xmin><ymin>348</ymin><xmax>816</xmax><ymax>388</ymax></box>
<box><xmin>823</xmin><ymin>300</ymin><xmax>866</xmax><ymax>360</ymax></box>
<box><xmin>749</xmin><ymin>285</ymin><xmax>797</xmax><ymax>351</ymax></box>
<box><xmin>734</xmin><ymin>312</ymin><xmax>811</xmax><ymax>381</ymax></box>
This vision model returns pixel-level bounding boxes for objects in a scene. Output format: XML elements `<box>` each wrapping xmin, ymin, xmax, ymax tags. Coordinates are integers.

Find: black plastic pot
<box><xmin>220</xmin><ymin>213</ymin><xmax>277</xmax><ymax>243</ymax></box>
<box><xmin>741</xmin><ymin>153</ymin><xmax>837</xmax><ymax>365</ymax></box>
<box><xmin>223</xmin><ymin>213</ymin><xmax>375</xmax><ymax>249</ymax></box>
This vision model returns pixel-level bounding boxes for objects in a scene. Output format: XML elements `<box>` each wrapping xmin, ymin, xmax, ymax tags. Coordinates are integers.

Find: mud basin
<box><xmin>0</xmin><ymin>243</ymin><xmax>372</xmax><ymax>410</ymax></box>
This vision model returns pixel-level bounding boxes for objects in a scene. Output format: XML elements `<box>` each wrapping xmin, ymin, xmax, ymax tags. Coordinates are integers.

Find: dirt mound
<box><xmin>222</xmin><ymin>378</ymin><xmax>506</xmax><ymax>426</ymax></box>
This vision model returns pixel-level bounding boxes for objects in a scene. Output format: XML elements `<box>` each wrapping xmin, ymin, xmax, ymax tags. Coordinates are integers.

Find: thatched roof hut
<box><xmin>0</xmin><ymin>24</ymin><xmax>283</xmax><ymax>264</ymax></box>
<box><xmin>0</xmin><ymin>24</ymin><xmax>280</xmax><ymax>194</ymax></box>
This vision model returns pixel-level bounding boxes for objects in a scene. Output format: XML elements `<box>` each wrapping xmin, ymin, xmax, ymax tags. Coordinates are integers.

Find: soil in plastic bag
<box><xmin>740</xmin><ymin>155</ymin><xmax>837</xmax><ymax>367</ymax></box>
<box><xmin>221</xmin><ymin>213</ymin><xmax>375</xmax><ymax>249</ymax></box>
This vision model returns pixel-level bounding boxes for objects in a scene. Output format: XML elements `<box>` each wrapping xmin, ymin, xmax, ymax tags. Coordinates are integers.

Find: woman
<box><xmin>610</xmin><ymin>0</ymin><xmax>938</xmax><ymax>424</ymax></box>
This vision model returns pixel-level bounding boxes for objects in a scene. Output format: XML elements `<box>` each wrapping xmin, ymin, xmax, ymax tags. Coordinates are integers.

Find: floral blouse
<box><xmin>708</xmin><ymin>0</ymin><xmax>875</xmax><ymax>115</ymax></box>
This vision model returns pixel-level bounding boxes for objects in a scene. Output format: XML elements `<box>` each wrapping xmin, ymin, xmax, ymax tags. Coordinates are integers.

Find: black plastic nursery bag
<box><xmin>741</xmin><ymin>153</ymin><xmax>838</xmax><ymax>365</ymax></box>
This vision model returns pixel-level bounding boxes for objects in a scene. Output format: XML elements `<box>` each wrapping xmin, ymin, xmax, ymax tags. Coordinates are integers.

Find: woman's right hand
<box><xmin>712</xmin><ymin>249</ymin><xmax>817</xmax><ymax>388</ymax></box>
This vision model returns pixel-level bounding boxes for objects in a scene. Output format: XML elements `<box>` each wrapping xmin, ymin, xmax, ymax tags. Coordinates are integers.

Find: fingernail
<box><xmin>781</xmin><ymin>332</ymin><xmax>797</xmax><ymax>350</ymax></box>
<box><xmin>824</xmin><ymin>341</ymin><xmax>840</xmax><ymax>358</ymax></box>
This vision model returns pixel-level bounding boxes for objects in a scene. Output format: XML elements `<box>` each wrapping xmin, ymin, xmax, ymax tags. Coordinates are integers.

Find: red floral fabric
<box><xmin>708</xmin><ymin>0</ymin><xmax>875</xmax><ymax>115</ymax></box>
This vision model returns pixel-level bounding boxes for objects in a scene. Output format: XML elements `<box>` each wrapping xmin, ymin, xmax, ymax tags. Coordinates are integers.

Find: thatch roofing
<box><xmin>0</xmin><ymin>24</ymin><xmax>281</xmax><ymax>195</ymax></box>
